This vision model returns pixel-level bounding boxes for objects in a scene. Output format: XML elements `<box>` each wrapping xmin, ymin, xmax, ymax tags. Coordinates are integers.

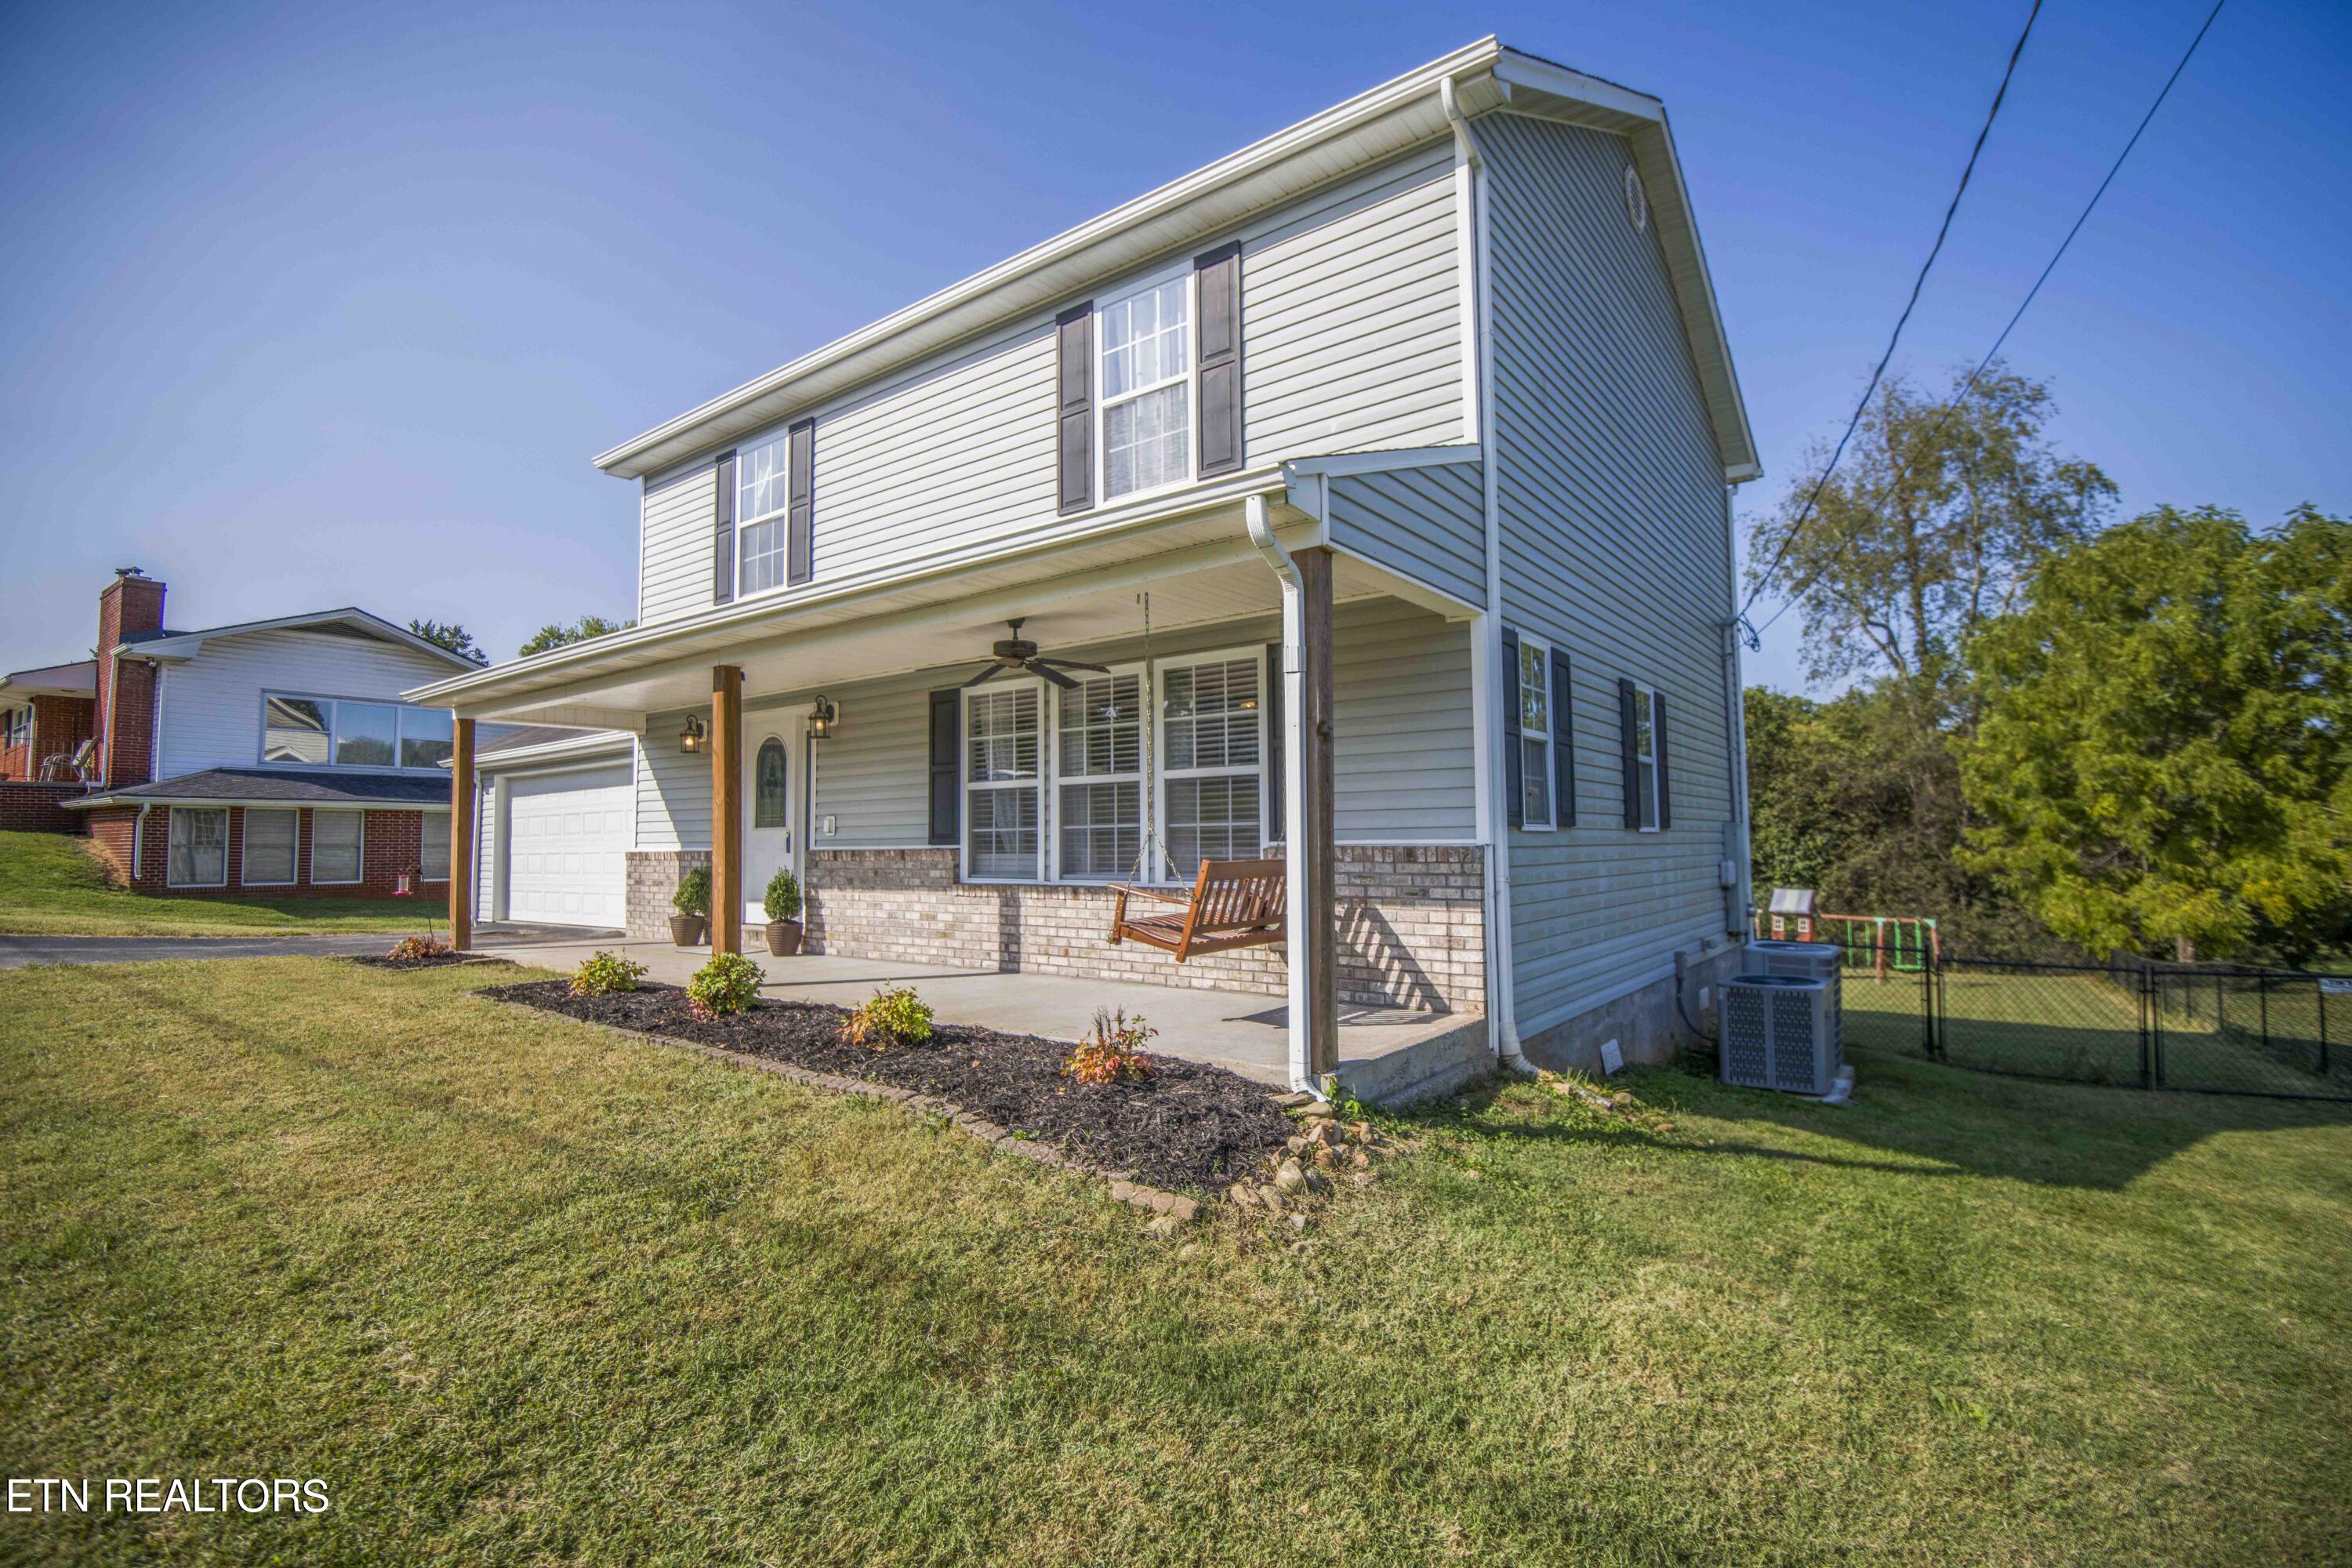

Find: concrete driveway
<box><xmin>0</xmin><ymin>924</ymin><xmax>617</xmax><ymax>970</ymax></box>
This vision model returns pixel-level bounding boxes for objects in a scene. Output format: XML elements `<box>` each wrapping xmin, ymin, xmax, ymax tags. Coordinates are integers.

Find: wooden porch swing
<box><xmin>1107</xmin><ymin>851</ymin><xmax>1287</xmax><ymax>962</ymax></box>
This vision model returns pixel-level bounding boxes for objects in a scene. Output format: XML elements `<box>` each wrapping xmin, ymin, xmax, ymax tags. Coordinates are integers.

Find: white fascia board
<box><xmin>1491</xmin><ymin>53</ymin><xmax>1664</xmax><ymax>124</ymax></box>
<box><xmin>1280</xmin><ymin>443</ymin><xmax>1483</xmax><ymax>479</ymax></box>
<box><xmin>593</xmin><ymin>38</ymin><xmax>1509</xmax><ymax>481</ymax></box>
<box><xmin>129</xmin><ymin>608</ymin><xmax>480</xmax><ymax>670</ymax></box>
<box><xmin>403</xmin><ymin>463</ymin><xmax>1301</xmax><ymax>710</ymax></box>
<box><xmin>469</xmin><ymin>733</ymin><xmax>636</xmax><ymax>771</ymax></box>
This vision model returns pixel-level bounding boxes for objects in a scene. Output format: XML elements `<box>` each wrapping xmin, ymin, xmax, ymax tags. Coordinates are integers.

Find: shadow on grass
<box><xmin>1399</xmin><ymin>1044</ymin><xmax>2352</xmax><ymax>1194</ymax></box>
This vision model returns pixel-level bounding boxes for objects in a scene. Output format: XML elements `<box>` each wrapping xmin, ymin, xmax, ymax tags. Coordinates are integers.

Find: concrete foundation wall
<box><xmin>1519</xmin><ymin>938</ymin><xmax>1743</xmax><ymax>1073</ymax></box>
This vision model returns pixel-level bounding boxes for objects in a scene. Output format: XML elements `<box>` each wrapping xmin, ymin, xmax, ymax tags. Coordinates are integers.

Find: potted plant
<box><xmin>670</xmin><ymin>866</ymin><xmax>711</xmax><ymax>948</ymax></box>
<box><xmin>762</xmin><ymin>868</ymin><xmax>804</xmax><ymax>956</ymax></box>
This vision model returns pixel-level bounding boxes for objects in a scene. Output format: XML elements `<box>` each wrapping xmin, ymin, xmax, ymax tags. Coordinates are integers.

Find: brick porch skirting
<box><xmin>626</xmin><ymin>848</ymin><xmax>712</xmax><ymax>936</ymax></box>
<box><xmin>771</xmin><ymin>844</ymin><xmax>1485</xmax><ymax>1014</ymax></box>
<box><xmin>0</xmin><ymin>782</ymin><xmax>91</xmax><ymax>835</ymax></box>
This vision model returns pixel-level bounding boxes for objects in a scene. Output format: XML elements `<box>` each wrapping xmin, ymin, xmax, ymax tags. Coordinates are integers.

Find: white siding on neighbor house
<box><xmin>475</xmin><ymin>778</ymin><xmax>496</xmax><ymax>920</ymax></box>
<box><xmin>1325</xmin><ymin>459</ymin><xmax>1486</xmax><ymax>610</ymax></box>
<box><xmin>1243</xmin><ymin>147</ymin><xmax>1466</xmax><ymax>462</ymax></box>
<box><xmin>631</xmin><ymin>147</ymin><xmax>1469</xmax><ymax>625</ymax></box>
<box><xmin>789</xmin><ymin>599</ymin><xmax>1473</xmax><ymax>853</ymax></box>
<box><xmin>154</xmin><ymin>628</ymin><xmax>466</xmax><ymax>779</ymax></box>
<box><xmin>638</xmin><ymin>464</ymin><xmax>718</xmax><ymax>626</ymax></box>
<box><xmin>1481</xmin><ymin>111</ymin><xmax>1740</xmax><ymax>1036</ymax></box>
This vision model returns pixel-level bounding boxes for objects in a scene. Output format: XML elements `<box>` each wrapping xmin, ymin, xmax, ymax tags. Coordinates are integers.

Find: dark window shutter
<box><xmin>1194</xmin><ymin>242</ymin><xmax>1243</xmax><ymax>477</ymax></box>
<box><xmin>1652</xmin><ymin>690</ymin><xmax>1671</xmax><ymax>829</ymax></box>
<box><xmin>1265</xmin><ymin>641</ymin><xmax>1284</xmax><ymax>846</ymax></box>
<box><xmin>1619</xmin><ymin>678</ymin><xmax>1641</xmax><ymax>829</ymax></box>
<box><xmin>1055</xmin><ymin>303</ymin><xmax>1094</xmax><ymax>514</ymax></box>
<box><xmin>711</xmin><ymin>452</ymin><xmax>737</xmax><ymax>605</ymax></box>
<box><xmin>1550</xmin><ymin>648</ymin><xmax>1575</xmax><ymax>828</ymax></box>
<box><xmin>927</xmin><ymin>690</ymin><xmax>960</xmax><ymax>846</ymax></box>
<box><xmin>1501</xmin><ymin>628</ymin><xmax>1523</xmax><ymax>829</ymax></box>
<box><xmin>786</xmin><ymin>419</ymin><xmax>815</xmax><ymax>586</ymax></box>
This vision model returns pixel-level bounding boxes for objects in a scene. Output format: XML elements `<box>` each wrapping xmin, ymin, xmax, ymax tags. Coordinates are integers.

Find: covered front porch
<box><xmin>477</xmin><ymin>928</ymin><xmax>1489</xmax><ymax>1101</ymax></box>
<box><xmin>431</xmin><ymin>488</ymin><xmax>1496</xmax><ymax>1096</ymax></box>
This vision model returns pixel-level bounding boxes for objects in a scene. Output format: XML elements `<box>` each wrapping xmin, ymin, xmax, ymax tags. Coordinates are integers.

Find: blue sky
<box><xmin>2</xmin><ymin>0</ymin><xmax>2344</xmax><ymax>692</ymax></box>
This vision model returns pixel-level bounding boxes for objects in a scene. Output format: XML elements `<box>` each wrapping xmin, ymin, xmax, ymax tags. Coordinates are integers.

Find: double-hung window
<box><xmin>1630</xmin><ymin>683</ymin><xmax>1661</xmax><ymax>831</ymax></box>
<box><xmin>1055</xmin><ymin>670</ymin><xmax>1143</xmax><ymax>880</ymax></box>
<box><xmin>1098</xmin><ymin>274</ymin><xmax>1191</xmax><ymax>500</ymax></box>
<box><xmin>736</xmin><ymin>434</ymin><xmax>790</xmax><ymax>596</ymax></box>
<box><xmin>167</xmin><ymin>808</ymin><xmax>227</xmax><ymax>888</ymax></box>
<box><xmin>420</xmin><ymin>814</ymin><xmax>451</xmax><ymax>881</ymax></box>
<box><xmin>311</xmin><ymin>810</ymin><xmax>364</xmax><ymax>884</ymax></box>
<box><xmin>241</xmin><ymin>808</ymin><xmax>297</xmax><ymax>885</ymax></box>
<box><xmin>1518</xmin><ymin>638</ymin><xmax>1555</xmax><ymax>830</ymax></box>
<box><xmin>1157</xmin><ymin>652</ymin><xmax>1265</xmax><ymax>881</ymax></box>
<box><xmin>2</xmin><ymin>706</ymin><xmax>28</xmax><ymax>750</ymax></box>
<box><xmin>964</xmin><ymin>684</ymin><xmax>1043</xmax><ymax>880</ymax></box>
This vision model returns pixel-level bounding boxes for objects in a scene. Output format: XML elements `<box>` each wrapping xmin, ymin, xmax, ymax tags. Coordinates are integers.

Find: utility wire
<box><xmin>1749</xmin><ymin>0</ymin><xmax>2227</xmax><ymax>641</ymax></box>
<box><xmin>1735</xmin><ymin>0</ymin><xmax>2045</xmax><ymax>633</ymax></box>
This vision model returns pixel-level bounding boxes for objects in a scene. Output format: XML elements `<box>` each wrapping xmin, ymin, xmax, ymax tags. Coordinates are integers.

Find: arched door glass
<box><xmin>753</xmin><ymin>737</ymin><xmax>788</xmax><ymax>829</ymax></box>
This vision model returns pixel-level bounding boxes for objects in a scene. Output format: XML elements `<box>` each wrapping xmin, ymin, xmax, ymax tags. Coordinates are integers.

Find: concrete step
<box><xmin>1332</xmin><ymin>1014</ymin><xmax>1493</xmax><ymax>1106</ymax></box>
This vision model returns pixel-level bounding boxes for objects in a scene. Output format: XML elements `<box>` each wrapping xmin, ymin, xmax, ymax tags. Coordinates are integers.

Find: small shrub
<box><xmin>386</xmin><ymin>935</ymin><xmax>451</xmax><ymax>962</ymax></box>
<box><xmin>1064</xmin><ymin>1007</ymin><xmax>1158</xmax><ymax>1085</ymax></box>
<box><xmin>570</xmin><ymin>949</ymin><xmax>648</xmax><ymax>996</ymax></box>
<box><xmin>762</xmin><ymin>868</ymin><xmax>803</xmax><ymax>923</ymax></box>
<box><xmin>672</xmin><ymin>866</ymin><xmax>712</xmax><ymax>917</ymax></box>
<box><xmin>686</xmin><ymin>952</ymin><xmax>764</xmax><ymax>1020</ymax></box>
<box><xmin>840</xmin><ymin>985</ymin><xmax>934</xmax><ymax>1051</ymax></box>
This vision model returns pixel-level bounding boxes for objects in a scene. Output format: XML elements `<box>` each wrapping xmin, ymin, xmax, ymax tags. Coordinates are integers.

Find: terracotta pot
<box><xmin>670</xmin><ymin>914</ymin><xmax>708</xmax><ymax>948</ymax></box>
<box><xmin>764</xmin><ymin>920</ymin><xmax>804</xmax><ymax>956</ymax></box>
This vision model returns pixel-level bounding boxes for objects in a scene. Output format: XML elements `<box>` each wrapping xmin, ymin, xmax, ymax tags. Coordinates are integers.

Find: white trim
<box><xmin>1279</xmin><ymin>443</ymin><xmax>1481</xmax><ymax>480</ymax></box>
<box><xmin>238</xmin><ymin>806</ymin><xmax>299</xmax><ymax>887</ymax></box>
<box><xmin>1512</xmin><ymin>632</ymin><xmax>1556</xmax><ymax>832</ymax></box>
<box><xmin>1628</xmin><ymin>681</ymin><xmax>1662</xmax><ymax>833</ymax></box>
<box><xmin>1152</xmin><ymin>644</ymin><xmax>1271</xmax><ymax>886</ymax></box>
<box><xmin>125</xmin><ymin>608</ymin><xmax>478</xmax><ymax>670</ymax></box>
<box><xmin>1046</xmin><ymin>660</ymin><xmax>1148</xmax><ymax>884</ymax></box>
<box><xmin>165</xmin><ymin>805</ymin><xmax>229</xmax><ymax>889</ymax></box>
<box><xmin>470</xmin><ymin>731</ymin><xmax>635</xmax><ymax>771</ymax></box>
<box><xmin>960</xmin><ymin>676</ymin><xmax>1047</xmax><ymax>884</ymax></box>
<box><xmin>151</xmin><ymin>665</ymin><xmax>167</xmax><ymax>781</ymax></box>
<box><xmin>308</xmin><ymin>808</ymin><xmax>366</xmax><ymax>886</ymax></box>
<box><xmin>732</xmin><ymin>430</ymin><xmax>793</xmax><ymax>600</ymax></box>
<box><xmin>1094</xmin><ymin>260</ymin><xmax>1199</xmax><ymax>509</ymax></box>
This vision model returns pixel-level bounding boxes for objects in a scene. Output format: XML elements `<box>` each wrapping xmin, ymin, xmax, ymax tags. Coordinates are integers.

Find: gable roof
<box><xmin>593</xmin><ymin>37</ymin><xmax>1755</xmax><ymax>485</ymax></box>
<box><xmin>120</xmin><ymin>608</ymin><xmax>483</xmax><ymax>670</ymax></box>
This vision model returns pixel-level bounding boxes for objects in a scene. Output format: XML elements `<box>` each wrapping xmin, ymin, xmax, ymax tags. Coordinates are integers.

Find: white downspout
<box><xmin>1720</xmin><ymin>487</ymin><xmax>1755</xmax><ymax>928</ymax></box>
<box><xmin>1246</xmin><ymin>492</ymin><xmax>1314</xmax><ymax>1091</ymax></box>
<box><xmin>1443</xmin><ymin>75</ymin><xmax>1527</xmax><ymax>1070</ymax></box>
<box><xmin>131</xmin><ymin>802</ymin><xmax>151</xmax><ymax>882</ymax></box>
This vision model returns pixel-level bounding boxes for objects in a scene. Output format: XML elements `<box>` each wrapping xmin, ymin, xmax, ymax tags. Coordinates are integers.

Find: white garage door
<box><xmin>503</xmin><ymin>765</ymin><xmax>630</xmax><ymax>927</ymax></box>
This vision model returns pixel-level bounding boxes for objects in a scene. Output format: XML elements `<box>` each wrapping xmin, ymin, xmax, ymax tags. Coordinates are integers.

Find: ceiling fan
<box><xmin>960</xmin><ymin>618</ymin><xmax>1108</xmax><ymax>691</ymax></box>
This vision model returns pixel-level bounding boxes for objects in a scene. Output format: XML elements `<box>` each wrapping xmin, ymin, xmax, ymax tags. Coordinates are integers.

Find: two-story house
<box><xmin>412</xmin><ymin>38</ymin><xmax>1763</xmax><ymax>1091</ymax></box>
<box><xmin>33</xmin><ymin>568</ymin><xmax>489</xmax><ymax>896</ymax></box>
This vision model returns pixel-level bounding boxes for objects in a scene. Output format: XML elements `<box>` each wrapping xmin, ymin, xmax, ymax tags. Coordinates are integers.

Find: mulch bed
<box><xmin>351</xmin><ymin>954</ymin><xmax>515</xmax><ymax>971</ymax></box>
<box><xmin>481</xmin><ymin>980</ymin><xmax>1296</xmax><ymax>1193</ymax></box>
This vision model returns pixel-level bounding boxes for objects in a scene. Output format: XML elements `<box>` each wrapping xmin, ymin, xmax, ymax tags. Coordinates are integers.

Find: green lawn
<box><xmin>5</xmin><ymin>959</ymin><xmax>2349</xmax><ymax>1565</ymax></box>
<box><xmin>0</xmin><ymin>829</ymin><xmax>431</xmax><ymax>935</ymax></box>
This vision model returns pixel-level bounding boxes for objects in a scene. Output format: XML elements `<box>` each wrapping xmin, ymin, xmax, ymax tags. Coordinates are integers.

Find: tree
<box><xmin>519</xmin><ymin>615</ymin><xmax>635</xmax><ymax>658</ymax></box>
<box><xmin>408</xmin><ymin>619</ymin><xmax>486</xmax><ymax>665</ymax></box>
<box><xmin>1960</xmin><ymin>506</ymin><xmax>2352</xmax><ymax>962</ymax></box>
<box><xmin>1746</xmin><ymin>363</ymin><xmax>2116</xmax><ymax>693</ymax></box>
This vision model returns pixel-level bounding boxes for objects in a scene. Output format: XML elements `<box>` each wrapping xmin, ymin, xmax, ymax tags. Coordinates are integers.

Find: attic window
<box><xmin>1623</xmin><ymin>165</ymin><xmax>1647</xmax><ymax>233</ymax></box>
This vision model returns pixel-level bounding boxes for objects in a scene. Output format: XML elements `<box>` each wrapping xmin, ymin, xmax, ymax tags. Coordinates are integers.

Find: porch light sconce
<box><xmin>678</xmin><ymin>715</ymin><xmax>706</xmax><ymax>754</ymax></box>
<box><xmin>809</xmin><ymin>695</ymin><xmax>840</xmax><ymax>741</ymax></box>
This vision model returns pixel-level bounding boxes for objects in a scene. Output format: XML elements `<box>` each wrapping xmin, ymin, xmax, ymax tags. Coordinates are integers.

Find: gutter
<box><xmin>1246</xmin><ymin>492</ymin><xmax>1316</xmax><ymax>1093</ymax></box>
<box><xmin>1440</xmin><ymin>74</ymin><xmax>1529</xmax><ymax>1073</ymax></box>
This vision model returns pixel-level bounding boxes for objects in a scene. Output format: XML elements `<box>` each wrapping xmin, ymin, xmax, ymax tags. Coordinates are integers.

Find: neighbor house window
<box><xmin>419</xmin><ymin>813</ymin><xmax>450</xmax><ymax>881</ymax></box>
<box><xmin>1630</xmin><ymin>683</ymin><xmax>1661</xmax><ymax>831</ymax></box>
<box><xmin>1098</xmin><ymin>274</ymin><xmax>1190</xmax><ymax>499</ymax></box>
<box><xmin>167</xmin><ymin>808</ymin><xmax>227</xmax><ymax>887</ymax></box>
<box><xmin>1158</xmin><ymin>652</ymin><xmax>1264</xmax><ymax>882</ymax></box>
<box><xmin>261</xmin><ymin>695</ymin><xmax>454</xmax><ymax>771</ymax></box>
<box><xmin>736</xmin><ymin>434</ymin><xmax>789</xmax><ymax>596</ymax></box>
<box><xmin>311</xmin><ymin>810</ymin><xmax>363</xmax><ymax>884</ymax></box>
<box><xmin>1518</xmin><ymin>638</ymin><xmax>1555</xmax><ymax>830</ymax></box>
<box><xmin>964</xmin><ymin>684</ymin><xmax>1041</xmax><ymax>880</ymax></box>
<box><xmin>241</xmin><ymin>808</ymin><xmax>297</xmax><ymax>886</ymax></box>
<box><xmin>2</xmin><ymin>706</ymin><xmax>28</xmax><ymax>750</ymax></box>
<box><xmin>1056</xmin><ymin>670</ymin><xmax>1142</xmax><ymax>880</ymax></box>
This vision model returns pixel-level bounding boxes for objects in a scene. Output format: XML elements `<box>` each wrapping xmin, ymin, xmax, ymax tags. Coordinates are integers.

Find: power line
<box><xmin>1749</xmin><ymin>0</ymin><xmax>2227</xmax><ymax>642</ymax></box>
<box><xmin>1735</xmin><ymin>0</ymin><xmax>2045</xmax><ymax>630</ymax></box>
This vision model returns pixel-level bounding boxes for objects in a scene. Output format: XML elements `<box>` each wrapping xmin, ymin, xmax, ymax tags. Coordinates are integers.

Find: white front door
<box><xmin>742</xmin><ymin>717</ymin><xmax>802</xmax><ymax>927</ymax></box>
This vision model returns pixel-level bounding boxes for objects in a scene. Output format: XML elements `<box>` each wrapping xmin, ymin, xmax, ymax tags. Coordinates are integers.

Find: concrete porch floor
<box><xmin>476</xmin><ymin>931</ymin><xmax>1490</xmax><ymax>1098</ymax></box>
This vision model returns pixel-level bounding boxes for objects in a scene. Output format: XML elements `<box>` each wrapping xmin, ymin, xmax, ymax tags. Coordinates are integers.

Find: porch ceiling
<box><xmin>467</xmin><ymin>513</ymin><xmax>1459</xmax><ymax>725</ymax></box>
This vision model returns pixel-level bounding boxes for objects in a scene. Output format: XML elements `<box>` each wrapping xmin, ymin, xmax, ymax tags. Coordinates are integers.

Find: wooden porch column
<box><xmin>1296</xmin><ymin>546</ymin><xmax>1338</xmax><ymax>1077</ymax></box>
<box><xmin>710</xmin><ymin>666</ymin><xmax>744</xmax><ymax>956</ymax></box>
<box><xmin>448</xmin><ymin>715</ymin><xmax>474</xmax><ymax>951</ymax></box>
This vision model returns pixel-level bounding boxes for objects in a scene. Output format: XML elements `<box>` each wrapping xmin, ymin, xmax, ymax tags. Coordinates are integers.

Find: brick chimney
<box><xmin>94</xmin><ymin>567</ymin><xmax>167</xmax><ymax>788</ymax></box>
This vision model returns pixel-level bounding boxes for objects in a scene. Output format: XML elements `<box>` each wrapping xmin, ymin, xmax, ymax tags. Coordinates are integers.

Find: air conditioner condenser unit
<box><xmin>1721</xmin><ymin>973</ymin><xmax>1841</xmax><ymax>1095</ymax></box>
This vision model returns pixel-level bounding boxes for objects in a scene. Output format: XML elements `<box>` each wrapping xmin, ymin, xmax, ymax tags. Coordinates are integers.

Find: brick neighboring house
<box><xmin>12</xmin><ymin>567</ymin><xmax>495</xmax><ymax>897</ymax></box>
<box><xmin>0</xmin><ymin>659</ymin><xmax>97</xmax><ymax>782</ymax></box>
